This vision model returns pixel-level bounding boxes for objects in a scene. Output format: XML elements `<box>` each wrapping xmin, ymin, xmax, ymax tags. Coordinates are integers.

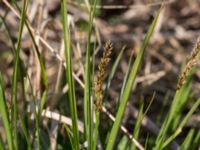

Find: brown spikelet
<box><xmin>95</xmin><ymin>41</ymin><xmax>113</xmax><ymax>111</ymax></box>
<box><xmin>177</xmin><ymin>37</ymin><xmax>200</xmax><ymax>90</ymax></box>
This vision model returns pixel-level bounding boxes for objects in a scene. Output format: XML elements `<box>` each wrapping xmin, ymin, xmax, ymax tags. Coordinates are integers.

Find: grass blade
<box><xmin>131</xmin><ymin>101</ymin><xmax>144</xmax><ymax>150</ymax></box>
<box><xmin>191</xmin><ymin>130</ymin><xmax>200</xmax><ymax>150</ymax></box>
<box><xmin>117</xmin><ymin>136</ymin><xmax>128</xmax><ymax>150</ymax></box>
<box><xmin>84</xmin><ymin>0</ymin><xmax>97</xmax><ymax>149</ymax></box>
<box><xmin>27</xmin><ymin>75</ymin><xmax>41</xmax><ymax>149</ymax></box>
<box><xmin>1</xmin><ymin>11</ymin><xmax>29</xmax><ymax>150</ymax></box>
<box><xmin>0</xmin><ymin>73</ymin><xmax>13</xmax><ymax>150</ymax></box>
<box><xmin>131</xmin><ymin>93</ymin><xmax>155</xmax><ymax>150</ymax></box>
<box><xmin>106</xmin><ymin>7</ymin><xmax>162</xmax><ymax>150</ymax></box>
<box><xmin>12</xmin><ymin>2</ymin><xmax>48</xmax><ymax>89</ymax></box>
<box><xmin>19</xmin><ymin>114</ymin><xmax>31</xmax><ymax>150</ymax></box>
<box><xmin>162</xmin><ymin>98</ymin><xmax>200</xmax><ymax>149</ymax></box>
<box><xmin>0</xmin><ymin>135</ymin><xmax>4</xmax><ymax>150</ymax></box>
<box><xmin>105</xmin><ymin>45</ymin><xmax>126</xmax><ymax>98</ymax></box>
<box><xmin>11</xmin><ymin>0</ymin><xmax>28</xmax><ymax>149</ymax></box>
<box><xmin>153</xmin><ymin>81</ymin><xmax>192</xmax><ymax>150</ymax></box>
<box><xmin>61</xmin><ymin>0</ymin><xmax>79</xmax><ymax>149</ymax></box>
<box><xmin>179</xmin><ymin>129</ymin><xmax>194</xmax><ymax>150</ymax></box>
<box><xmin>64</xmin><ymin>125</ymin><xmax>75</xmax><ymax>150</ymax></box>
<box><xmin>119</xmin><ymin>51</ymin><xmax>134</xmax><ymax>101</ymax></box>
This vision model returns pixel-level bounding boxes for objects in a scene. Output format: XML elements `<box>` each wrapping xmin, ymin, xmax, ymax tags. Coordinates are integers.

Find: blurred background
<box><xmin>0</xmin><ymin>0</ymin><xmax>200</xmax><ymax>149</ymax></box>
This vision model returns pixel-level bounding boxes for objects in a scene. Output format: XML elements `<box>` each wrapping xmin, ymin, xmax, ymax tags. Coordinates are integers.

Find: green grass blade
<box><xmin>144</xmin><ymin>134</ymin><xmax>149</xmax><ymax>150</ymax></box>
<box><xmin>143</xmin><ymin>92</ymin><xmax>155</xmax><ymax>116</ymax></box>
<box><xmin>117</xmin><ymin>136</ymin><xmax>128</xmax><ymax>150</ymax></box>
<box><xmin>13</xmin><ymin>0</ymin><xmax>49</xmax><ymax>91</ymax></box>
<box><xmin>33</xmin><ymin>92</ymin><xmax>40</xmax><ymax>149</ymax></box>
<box><xmin>84</xmin><ymin>0</ymin><xmax>97</xmax><ymax>149</ymax></box>
<box><xmin>1</xmin><ymin>14</ymin><xmax>31</xmax><ymax>149</ymax></box>
<box><xmin>64</xmin><ymin>125</ymin><xmax>75</xmax><ymax>150</ymax></box>
<box><xmin>61</xmin><ymin>0</ymin><xmax>79</xmax><ymax>149</ymax></box>
<box><xmin>19</xmin><ymin>114</ymin><xmax>31</xmax><ymax>150</ymax></box>
<box><xmin>131</xmin><ymin>101</ymin><xmax>144</xmax><ymax>150</ymax></box>
<box><xmin>153</xmin><ymin>76</ymin><xmax>192</xmax><ymax>150</ymax></box>
<box><xmin>92</xmin><ymin>27</ymin><xmax>99</xmax><ymax>150</ymax></box>
<box><xmin>106</xmin><ymin>7</ymin><xmax>162</xmax><ymax>150</ymax></box>
<box><xmin>27</xmin><ymin>74</ymin><xmax>40</xmax><ymax>149</ymax></box>
<box><xmin>131</xmin><ymin>93</ymin><xmax>155</xmax><ymax>150</ymax></box>
<box><xmin>162</xmin><ymin>98</ymin><xmax>200</xmax><ymax>149</ymax></box>
<box><xmin>191</xmin><ymin>130</ymin><xmax>200</xmax><ymax>150</ymax></box>
<box><xmin>0</xmin><ymin>73</ymin><xmax>13</xmax><ymax>150</ymax></box>
<box><xmin>156</xmin><ymin>92</ymin><xmax>170</xmax><ymax>124</ymax></box>
<box><xmin>105</xmin><ymin>45</ymin><xmax>126</xmax><ymax>98</ymax></box>
<box><xmin>23</xmin><ymin>22</ymin><xmax>48</xmax><ymax>148</ymax></box>
<box><xmin>178</xmin><ymin>129</ymin><xmax>194</xmax><ymax>150</ymax></box>
<box><xmin>26</xmin><ymin>26</ymin><xmax>48</xmax><ymax>89</ymax></box>
<box><xmin>119</xmin><ymin>51</ymin><xmax>134</xmax><ymax>100</ymax></box>
<box><xmin>170</xmin><ymin>81</ymin><xmax>192</xmax><ymax>131</ymax></box>
<box><xmin>40</xmin><ymin>90</ymin><xmax>47</xmax><ymax>114</ymax></box>
<box><xmin>0</xmin><ymin>135</ymin><xmax>4</xmax><ymax>150</ymax></box>
<box><xmin>11</xmin><ymin>0</ymin><xmax>28</xmax><ymax>149</ymax></box>
<box><xmin>93</xmin><ymin>112</ymin><xmax>100</xmax><ymax>150</ymax></box>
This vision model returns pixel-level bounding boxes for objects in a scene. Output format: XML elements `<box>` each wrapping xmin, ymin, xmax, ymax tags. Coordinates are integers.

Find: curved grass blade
<box><xmin>106</xmin><ymin>7</ymin><xmax>162</xmax><ymax>150</ymax></box>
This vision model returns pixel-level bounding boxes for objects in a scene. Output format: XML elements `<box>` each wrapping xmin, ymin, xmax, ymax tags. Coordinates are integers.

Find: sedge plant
<box><xmin>0</xmin><ymin>1</ymin><xmax>200</xmax><ymax>150</ymax></box>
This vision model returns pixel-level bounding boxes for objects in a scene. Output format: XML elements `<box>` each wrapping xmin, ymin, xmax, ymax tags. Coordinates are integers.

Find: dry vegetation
<box><xmin>0</xmin><ymin>0</ymin><xmax>200</xmax><ymax>150</ymax></box>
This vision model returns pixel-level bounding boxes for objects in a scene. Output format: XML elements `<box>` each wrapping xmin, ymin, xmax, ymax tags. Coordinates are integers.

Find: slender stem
<box><xmin>61</xmin><ymin>0</ymin><xmax>80</xmax><ymax>149</ymax></box>
<box><xmin>11</xmin><ymin>0</ymin><xmax>28</xmax><ymax>149</ymax></box>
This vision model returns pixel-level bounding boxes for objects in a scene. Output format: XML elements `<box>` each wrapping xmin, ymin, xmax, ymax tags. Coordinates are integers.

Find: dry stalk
<box><xmin>95</xmin><ymin>41</ymin><xmax>112</xmax><ymax>111</ymax></box>
<box><xmin>2</xmin><ymin>0</ymin><xmax>85</xmax><ymax>89</ymax></box>
<box><xmin>68</xmin><ymin>0</ymin><xmax>174</xmax><ymax>10</ymax></box>
<box><xmin>177</xmin><ymin>37</ymin><xmax>200</xmax><ymax>90</ymax></box>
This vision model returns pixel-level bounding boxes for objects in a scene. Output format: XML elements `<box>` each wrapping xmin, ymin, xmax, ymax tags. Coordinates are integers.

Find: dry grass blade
<box><xmin>68</xmin><ymin>0</ymin><xmax>174</xmax><ymax>9</ymax></box>
<box><xmin>2</xmin><ymin>0</ymin><xmax>84</xmax><ymax>89</ymax></box>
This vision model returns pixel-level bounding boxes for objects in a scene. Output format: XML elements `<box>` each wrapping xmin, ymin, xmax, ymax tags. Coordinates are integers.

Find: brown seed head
<box><xmin>177</xmin><ymin>37</ymin><xmax>200</xmax><ymax>90</ymax></box>
<box><xmin>95</xmin><ymin>41</ymin><xmax>113</xmax><ymax>111</ymax></box>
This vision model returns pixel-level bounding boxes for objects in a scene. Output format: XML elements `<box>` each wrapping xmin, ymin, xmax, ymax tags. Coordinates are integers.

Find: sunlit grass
<box><xmin>0</xmin><ymin>1</ymin><xmax>199</xmax><ymax>150</ymax></box>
